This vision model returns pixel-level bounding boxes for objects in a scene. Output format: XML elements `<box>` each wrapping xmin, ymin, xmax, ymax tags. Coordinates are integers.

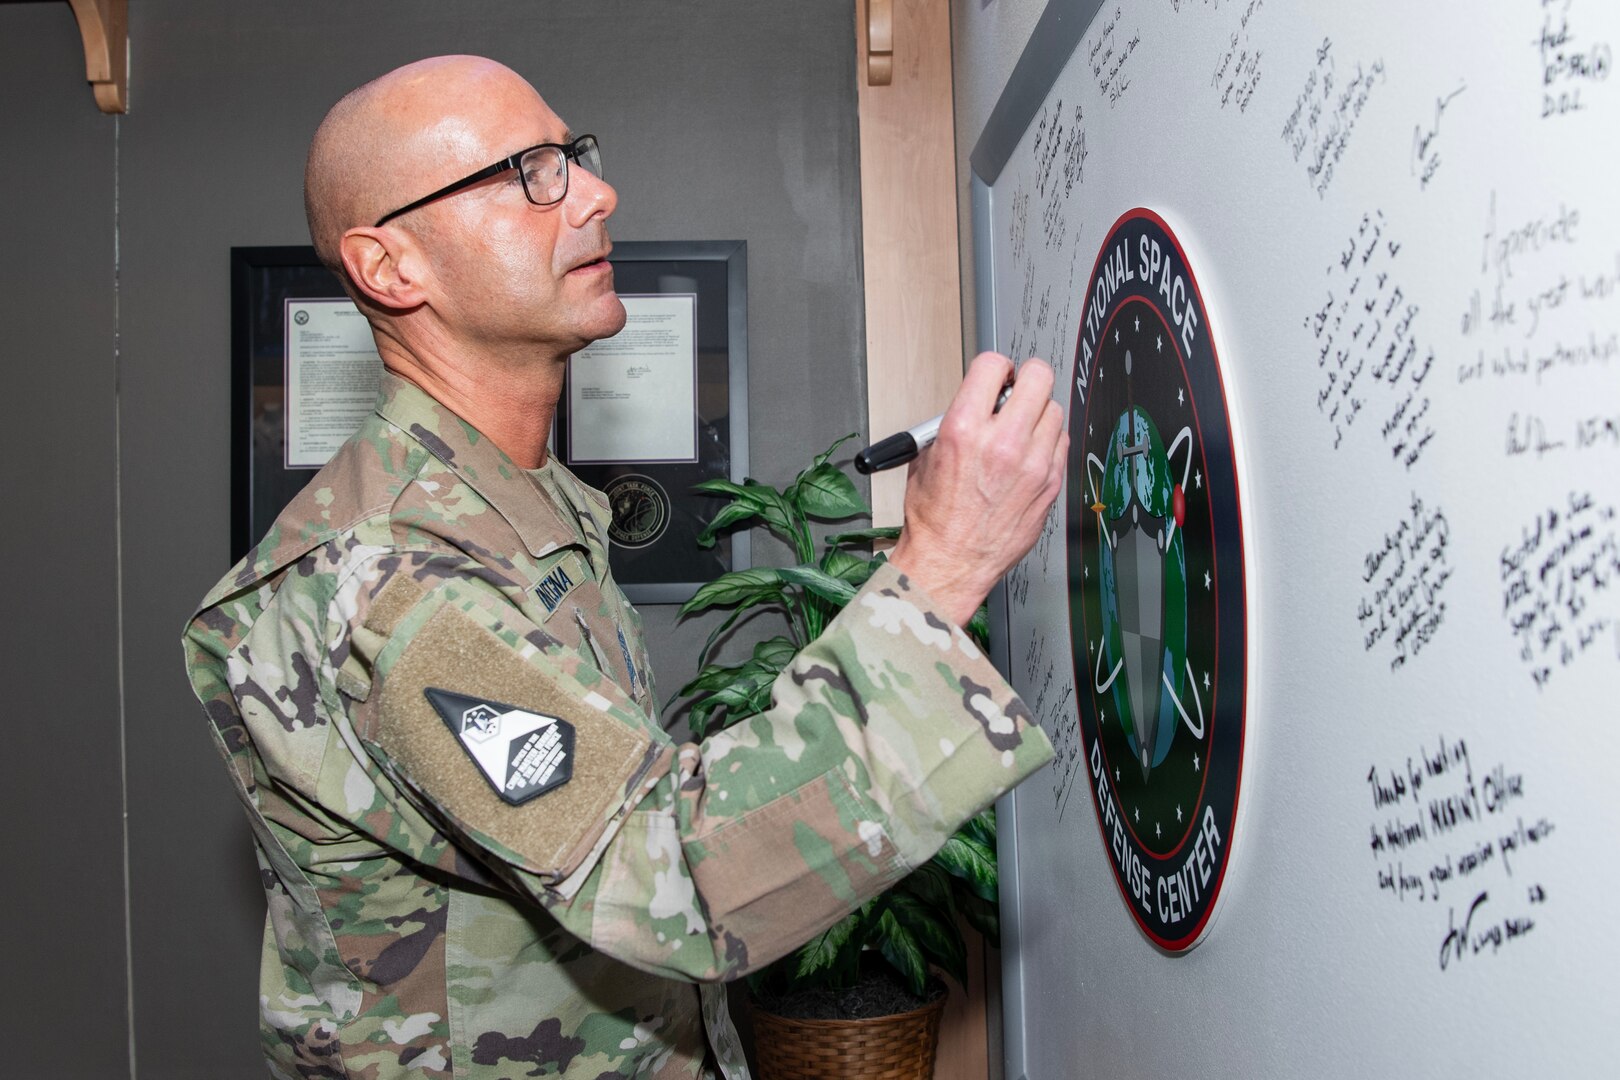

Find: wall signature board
<box><xmin>975</xmin><ymin>1</ymin><xmax>1617</xmax><ymax>1076</ymax></box>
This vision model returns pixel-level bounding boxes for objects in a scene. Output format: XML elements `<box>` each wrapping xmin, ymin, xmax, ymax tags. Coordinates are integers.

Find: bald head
<box><xmin>298</xmin><ymin>54</ymin><xmax>623</xmax><ymax>388</ymax></box>
<box><xmin>304</xmin><ymin>56</ymin><xmax>545</xmax><ymax>273</ymax></box>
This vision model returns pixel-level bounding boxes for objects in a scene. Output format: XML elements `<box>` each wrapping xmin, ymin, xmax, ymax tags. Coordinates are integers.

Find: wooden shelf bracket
<box><xmin>65</xmin><ymin>0</ymin><xmax>127</xmax><ymax>113</ymax></box>
<box><xmin>867</xmin><ymin>0</ymin><xmax>892</xmax><ymax>86</ymax></box>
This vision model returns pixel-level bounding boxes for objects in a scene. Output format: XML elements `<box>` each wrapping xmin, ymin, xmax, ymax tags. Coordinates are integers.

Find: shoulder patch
<box><xmin>424</xmin><ymin>688</ymin><xmax>574</xmax><ymax>805</ymax></box>
<box><xmin>369</xmin><ymin>593</ymin><xmax>663</xmax><ymax>879</ymax></box>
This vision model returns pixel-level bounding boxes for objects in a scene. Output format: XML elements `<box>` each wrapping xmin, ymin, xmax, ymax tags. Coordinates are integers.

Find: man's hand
<box><xmin>888</xmin><ymin>352</ymin><xmax>1068</xmax><ymax>626</ymax></box>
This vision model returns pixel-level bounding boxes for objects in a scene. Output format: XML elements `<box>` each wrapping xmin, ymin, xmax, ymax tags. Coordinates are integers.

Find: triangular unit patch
<box><xmin>424</xmin><ymin>688</ymin><xmax>575</xmax><ymax>806</ymax></box>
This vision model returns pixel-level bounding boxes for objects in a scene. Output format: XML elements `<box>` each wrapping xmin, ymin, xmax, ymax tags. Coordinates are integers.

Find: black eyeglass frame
<box><xmin>372</xmin><ymin>134</ymin><xmax>601</xmax><ymax>227</ymax></box>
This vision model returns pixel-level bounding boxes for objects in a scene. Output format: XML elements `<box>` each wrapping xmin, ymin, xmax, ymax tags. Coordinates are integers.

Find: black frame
<box><xmin>555</xmin><ymin>239</ymin><xmax>752</xmax><ymax>604</ymax></box>
<box><xmin>229</xmin><ymin>245</ymin><xmax>350</xmax><ymax>561</ymax></box>
<box><xmin>230</xmin><ymin>242</ymin><xmax>750</xmax><ymax>604</ymax></box>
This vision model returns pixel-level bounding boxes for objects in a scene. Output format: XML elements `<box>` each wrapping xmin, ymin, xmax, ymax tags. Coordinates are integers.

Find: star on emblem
<box><xmin>1088</xmin><ymin>422</ymin><xmax>1093</xmax><ymax>436</ymax></box>
<box><xmin>1134</xmin><ymin>806</ymin><xmax>1140</xmax><ymax>822</ymax></box>
<box><xmin>1193</xmin><ymin>752</ymin><xmax>1201</xmax><ymax>772</ymax></box>
<box><xmin>1114</xmin><ymin>328</ymin><xmax>1120</xmax><ymax>343</ymax></box>
<box><xmin>1156</xmin><ymin>334</ymin><xmax>1163</xmax><ymax>352</ymax></box>
<box><xmin>1084</xmin><ymin>564</ymin><xmax>1090</xmax><ymax>579</ymax></box>
<box><xmin>1194</xmin><ymin>469</ymin><xmax>1202</xmax><ymax>489</ymax></box>
<box><xmin>1204</xmin><ymin>570</ymin><xmax>1212</xmax><ymax>590</ymax></box>
<box><xmin>1155</xmin><ymin>821</ymin><xmax>1161</xmax><ymax>838</ymax></box>
<box><xmin>1178</xmin><ymin>388</ymin><xmax>1185</xmax><ymax>406</ymax></box>
<box><xmin>1176</xmin><ymin>804</ymin><xmax>1183</xmax><ymax>822</ymax></box>
<box><xmin>1134</xmin><ymin>315</ymin><xmax>1140</xmax><ymax>332</ymax></box>
<box><xmin>1115</xmin><ymin>766</ymin><xmax>1121</xmax><ymax>782</ymax></box>
<box><xmin>1203</xmin><ymin>670</ymin><xmax>1211</xmax><ymax>691</ymax></box>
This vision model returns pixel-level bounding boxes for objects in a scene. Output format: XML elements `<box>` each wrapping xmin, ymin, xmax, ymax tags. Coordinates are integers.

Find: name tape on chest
<box><xmin>424</xmin><ymin>687</ymin><xmax>574</xmax><ymax>805</ymax></box>
<box><xmin>533</xmin><ymin>552</ymin><xmax>590</xmax><ymax>615</ymax></box>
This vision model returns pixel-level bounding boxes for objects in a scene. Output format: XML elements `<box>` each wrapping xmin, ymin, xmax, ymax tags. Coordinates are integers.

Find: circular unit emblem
<box><xmin>1066</xmin><ymin>208</ymin><xmax>1246</xmax><ymax>952</ymax></box>
<box><xmin>604</xmin><ymin>473</ymin><xmax>671</xmax><ymax>549</ymax></box>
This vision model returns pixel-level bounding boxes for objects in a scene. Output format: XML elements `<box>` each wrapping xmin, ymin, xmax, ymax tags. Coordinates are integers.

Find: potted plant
<box><xmin>675</xmin><ymin>437</ymin><xmax>1002</xmax><ymax>1080</ymax></box>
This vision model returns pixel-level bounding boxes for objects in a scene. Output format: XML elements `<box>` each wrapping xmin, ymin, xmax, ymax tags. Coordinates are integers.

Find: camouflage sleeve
<box><xmin>339</xmin><ymin>553</ymin><xmax>1052</xmax><ymax>983</ymax></box>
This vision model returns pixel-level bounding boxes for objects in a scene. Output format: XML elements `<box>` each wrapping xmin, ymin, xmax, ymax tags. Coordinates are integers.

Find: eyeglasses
<box><xmin>373</xmin><ymin>134</ymin><xmax>602</xmax><ymax>227</ymax></box>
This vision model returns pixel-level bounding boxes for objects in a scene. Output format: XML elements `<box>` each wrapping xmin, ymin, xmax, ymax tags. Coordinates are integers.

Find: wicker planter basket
<box><xmin>751</xmin><ymin>991</ymin><xmax>947</xmax><ymax>1080</ymax></box>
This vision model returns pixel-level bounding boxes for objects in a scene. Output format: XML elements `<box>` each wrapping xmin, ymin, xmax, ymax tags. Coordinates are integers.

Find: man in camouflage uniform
<box><xmin>184</xmin><ymin>56</ymin><xmax>1067</xmax><ymax>1078</ymax></box>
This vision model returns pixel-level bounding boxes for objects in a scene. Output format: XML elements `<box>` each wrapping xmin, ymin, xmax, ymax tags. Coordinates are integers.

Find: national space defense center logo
<box><xmin>1067</xmin><ymin>208</ymin><xmax>1247</xmax><ymax>951</ymax></box>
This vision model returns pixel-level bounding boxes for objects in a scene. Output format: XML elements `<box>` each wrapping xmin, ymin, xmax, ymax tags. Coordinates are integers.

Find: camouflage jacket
<box><xmin>183</xmin><ymin>373</ymin><xmax>1054</xmax><ymax>1079</ymax></box>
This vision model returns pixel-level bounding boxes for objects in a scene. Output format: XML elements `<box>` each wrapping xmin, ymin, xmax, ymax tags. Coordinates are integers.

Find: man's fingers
<box><xmin>1033</xmin><ymin>396</ymin><xmax>1065</xmax><ymax>448</ymax></box>
<box><xmin>1027</xmin><ymin>399</ymin><xmax>1066</xmax><ymax>501</ymax></box>
<box><xmin>995</xmin><ymin>357</ymin><xmax>1056</xmax><ymax>429</ymax></box>
<box><xmin>952</xmin><ymin>352</ymin><xmax>1016</xmax><ymax>419</ymax></box>
<box><xmin>1048</xmin><ymin>430</ymin><xmax>1071</xmax><ymax>499</ymax></box>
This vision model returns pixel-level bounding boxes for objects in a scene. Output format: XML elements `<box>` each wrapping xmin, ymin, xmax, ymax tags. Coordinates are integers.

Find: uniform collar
<box><xmin>376</xmin><ymin>371</ymin><xmax>588</xmax><ymax>560</ymax></box>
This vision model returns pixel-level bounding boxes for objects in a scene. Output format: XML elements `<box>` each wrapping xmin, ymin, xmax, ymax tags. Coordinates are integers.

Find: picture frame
<box><xmin>555</xmin><ymin>239</ymin><xmax>751</xmax><ymax>603</ymax></box>
<box><xmin>229</xmin><ymin>245</ymin><xmax>350</xmax><ymax>562</ymax></box>
<box><xmin>229</xmin><ymin>241</ymin><xmax>750</xmax><ymax>604</ymax></box>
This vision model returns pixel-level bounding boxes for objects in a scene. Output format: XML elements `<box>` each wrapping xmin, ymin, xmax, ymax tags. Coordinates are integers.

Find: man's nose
<box><xmin>566</xmin><ymin>167</ymin><xmax>617</xmax><ymax>225</ymax></box>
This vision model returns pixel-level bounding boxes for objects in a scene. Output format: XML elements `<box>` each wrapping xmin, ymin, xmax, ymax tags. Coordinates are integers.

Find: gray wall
<box><xmin>952</xmin><ymin>0</ymin><xmax>1048</xmax><ymax>361</ymax></box>
<box><xmin>1</xmin><ymin>2</ymin><xmax>865</xmax><ymax>1074</ymax></box>
<box><xmin>0</xmin><ymin>5</ymin><xmax>126</xmax><ymax>1077</ymax></box>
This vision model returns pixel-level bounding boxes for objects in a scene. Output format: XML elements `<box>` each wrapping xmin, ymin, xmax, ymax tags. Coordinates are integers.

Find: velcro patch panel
<box><xmin>372</xmin><ymin>595</ymin><xmax>659</xmax><ymax>878</ymax></box>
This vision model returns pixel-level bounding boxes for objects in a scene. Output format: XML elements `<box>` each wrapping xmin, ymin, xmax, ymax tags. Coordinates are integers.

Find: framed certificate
<box><xmin>283</xmin><ymin>297</ymin><xmax>383</xmax><ymax>468</ymax></box>
<box><xmin>557</xmin><ymin>240</ymin><xmax>751</xmax><ymax>604</ymax></box>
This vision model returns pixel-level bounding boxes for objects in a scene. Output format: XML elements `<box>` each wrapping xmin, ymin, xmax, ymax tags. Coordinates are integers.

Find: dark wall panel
<box><xmin>115</xmin><ymin>2</ymin><xmax>863</xmax><ymax>1074</ymax></box>
<box><xmin>0</xmin><ymin>5</ymin><xmax>126</xmax><ymax>1077</ymax></box>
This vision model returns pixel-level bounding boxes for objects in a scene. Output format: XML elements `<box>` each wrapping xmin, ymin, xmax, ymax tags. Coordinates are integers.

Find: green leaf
<box><xmin>794</xmin><ymin>909</ymin><xmax>864</xmax><ymax>981</ymax></box>
<box><xmin>690</xmin><ymin>478</ymin><xmax>751</xmax><ymax>499</ymax></box>
<box><xmin>776</xmin><ymin>565</ymin><xmax>859</xmax><ymax>607</ymax></box>
<box><xmin>744</xmin><ymin>678</ymin><xmax>776</xmax><ymax>717</ymax></box>
<box><xmin>819</xmin><ymin>547</ymin><xmax>879</xmax><ymax>588</ymax></box>
<box><xmin>751</xmin><ymin>635</ymin><xmax>799</xmax><ymax>671</ymax></box>
<box><xmin>932</xmin><ymin>834</ymin><xmax>998</xmax><ymax>903</ymax></box>
<box><xmin>960</xmin><ymin>890</ymin><xmax>1001</xmax><ymax>949</ymax></box>
<box><xmin>689</xmin><ymin>677</ymin><xmax>774</xmax><ymax>736</ymax></box>
<box><xmin>889</xmin><ymin>892</ymin><xmax>966</xmax><ymax>989</ymax></box>
<box><xmin>678</xmin><ymin>644</ymin><xmax>791</xmax><ymax>701</ymax></box>
<box><xmin>898</xmin><ymin>862</ymin><xmax>955</xmax><ymax>917</ymax></box>
<box><xmin>961</xmin><ymin>808</ymin><xmax>997</xmax><ymax>851</ymax></box>
<box><xmin>825</xmin><ymin>525</ymin><xmax>902</xmax><ymax>547</ymax></box>
<box><xmin>792</xmin><ymin>462</ymin><xmax>868</xmax><ymax>520</ymax></box>
<box><xmin>812</xmin><ymin>433</ymin><xmax>861</xmax><ymax>470</ymax></box>
<box><xmin>689</xmin><ymin>697</ymin><xmax>725</xmax><ymax>737</ymax></box>
<box><xmin>741</xmin><ymin>481</ymin><xmax>797</xmax><ymax>538</ymax></box>
<box><xmin>679</xmin><ymin>567</ymin><xmax>784</xmax><ymax>617</ymax></box>
<box><xmin>691</xmin><ymin>603</ymin><xmax>771</xmax><ymax>675</ymax></box>
<box><xmin>675</xmin><ymin>661</ymin><xmax>747</xmax><ymax>698</ymax></box>
<box><xmin>691</xmin><ymin>478</ymin><xmax>798</xmax><ymax>545</ymax></box>
<box><xmin>694</xmin><ymin>499</ymin><xmax>761</xmax><ymax>549</ymax></box>
<box><xmin>966</xmin><ymin>604</ymin><xmax>991</xmax><ymax>651</ymax></box>
<box><xmin>874</xmin><ymin>908</ymin><xmax>929</xmax><ymax>998</ymax></box>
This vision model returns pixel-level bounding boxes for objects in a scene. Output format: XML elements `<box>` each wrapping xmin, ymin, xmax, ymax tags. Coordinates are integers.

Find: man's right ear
<box><xmin>339</xmin><ymin>226</ymin><xmax>429</xmax><ymax>311</ymax></box>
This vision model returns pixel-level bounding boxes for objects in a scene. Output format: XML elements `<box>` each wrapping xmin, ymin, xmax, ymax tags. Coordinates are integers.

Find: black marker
<box><xmin>854</xmin><ymin>384</ymin><xmax>1016</xmax><ymax>474</ymax></box>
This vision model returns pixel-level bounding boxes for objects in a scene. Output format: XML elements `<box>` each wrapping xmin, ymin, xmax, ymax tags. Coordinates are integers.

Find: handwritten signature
<box><xmin>1410</xmin><ymin>81</ymin><xmax>1467</xmax><ymax>188</ymax></box>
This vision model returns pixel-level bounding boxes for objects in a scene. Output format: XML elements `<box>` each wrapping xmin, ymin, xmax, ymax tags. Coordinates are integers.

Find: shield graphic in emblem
<box><xmin>1091</xmin><ymin>403</ymin><xmax>1193</xmax><ymax>782</ymax></box>
<box><xmin>1114</xmin><ymin>507</ymin><xmax>1167</xmax><ymax>777</ymax></box>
